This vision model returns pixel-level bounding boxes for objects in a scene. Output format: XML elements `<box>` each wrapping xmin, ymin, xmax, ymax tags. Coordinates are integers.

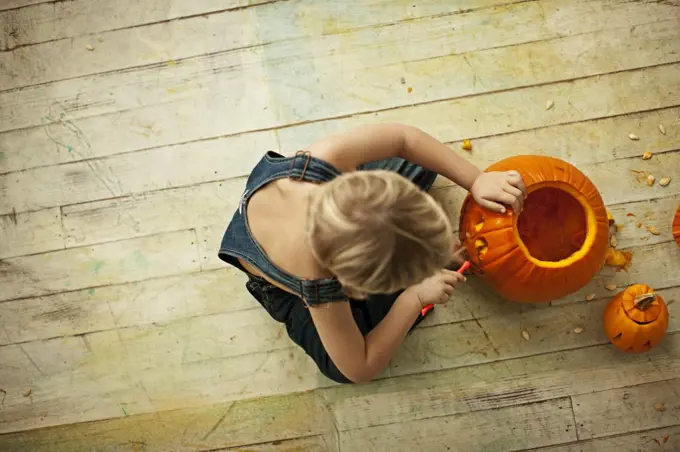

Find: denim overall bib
<box><xmin>218</xmin><ymin>150</ymin><xmax>437</xmax><ymax>382</ymax></box>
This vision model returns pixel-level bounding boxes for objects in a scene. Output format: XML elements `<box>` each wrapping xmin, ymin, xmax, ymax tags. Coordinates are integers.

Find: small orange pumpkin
<box><xmin>603</xmin><ymin>284</ymin><xmax>669</xmax><ymax>353</ymax></box>
<box><xmin>673</xmin><ymin>205</ymin><xmax>680</xmax><ymax>248</ymax></box>
<box><xmin>459</xmin><ymin>155</ymin><xmax>609</xmax><ymax>302</ymax></box>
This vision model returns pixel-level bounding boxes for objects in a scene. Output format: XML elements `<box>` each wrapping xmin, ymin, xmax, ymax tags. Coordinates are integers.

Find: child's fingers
<box><xmin>503</xmin><ymin>184</ymin><xmax>524</xmax><ymax>212</ymax></box>
<box><xmin>478</xmin><ymin>198</ymin><xmax>505</xmax><ymax>214</ymax></box>
<box><xmin>506</xmin><ymin>170</ymin><xmax>527</xmax><ymax>196</ymax></box>
<box><xmin>441</xmin><ymin>269</ymin><xmax>466</xmax><ymax>284</ymax></box>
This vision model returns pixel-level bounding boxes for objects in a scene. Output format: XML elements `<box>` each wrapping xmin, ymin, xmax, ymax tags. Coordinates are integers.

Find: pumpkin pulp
<box><xmin>514</xmin><ymin>182</ymin><xmax>596</xmax><ymax>267</ymax></box>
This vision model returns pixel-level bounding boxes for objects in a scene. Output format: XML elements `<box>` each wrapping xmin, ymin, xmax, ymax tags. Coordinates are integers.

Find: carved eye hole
<box><xmin>475</xmin><ymin>237</ymin><xmax>489</xmax><ymax>258</ymax></box>
<box><xmin>474</xmin><ymin>215</ymin><xmax>485</xmax><ymax>232</ymax></box>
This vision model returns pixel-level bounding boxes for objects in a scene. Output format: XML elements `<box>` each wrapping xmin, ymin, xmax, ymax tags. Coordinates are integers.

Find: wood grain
<box><xmin>328</xmin><ymin>333</ymin><xmax>680</xmax><ymax>432</ymax></box>
<box><xmin>0</xmin><ymin>390</ymin><xmax>335</xmax><ymax>451</ymax></box>
<box><xmin>0</xmin><ymin>207</ymin><xmax>62</xmax><ymax>259</ymax></box>
<box><xmin>390</xmin><ymin>285</ymin><xmax>679</xmax><ymax>376</ymax></box>
<box><xmin>0</xmin><ymin>0</ymin><xmax>523</xmax><ymax>50</ymax></box>
<box><xmin>338</xmin><ymin>398</ymin><xmax>576</xmax><ymax>451</ymax></box>
<box><xmin>0</xmin><ymin>229</ymin><xmax>200</xmax><ymax>302</ymax></box>
<box><xmin>0</xmin><ymin>0</ymin><xmax>275</xmax><ymax>50</ymax></box>
<box><xmin>0</xmin><ymin>0</ymin><xmax>50</xmax><ymax>12</ymax></box>
<box><xmin>2</xmin><ymin>7</ymin><xmax>679</xmax><ymax>175</ymax></box>
<box><xmin>277</xmin><ymin>62</ymin><xmax>680</xmax><ymax>154</ymax></box>
<box><xmin>573</xmin><ymin>378</ymin><xmax>680</xmax><ymax>440</ymax></box>
<box><xmin>0</xmin><ymin>267</ymin><xmax>253</xmax><ymax>345</ymax></box>
<box><xmin>526</xmin><ymin>425</ymin><xmax>680</xmax><ymax>452</ymax></box>
<box><xmin>44</xmin><ymin>147</ymin><xmax>680</xmax><ymax>252</ymax></box>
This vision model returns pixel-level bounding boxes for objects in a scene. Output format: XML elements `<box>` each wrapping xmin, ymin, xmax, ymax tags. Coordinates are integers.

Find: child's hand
<box><xmin>409</xmin><ymin>270</ymin><xmax>466</xmax><ymax>306</ymax></box>
<box><xmin>470</xmin><ymin>170</ymin><xmax>526</xmax><ymax>214</ymax></box>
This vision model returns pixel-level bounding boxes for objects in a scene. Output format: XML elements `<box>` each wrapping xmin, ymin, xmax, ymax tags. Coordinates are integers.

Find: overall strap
<box><xmin>219</xmin><ymin>151</ymin><xmax>347</xmax><ymax>305</ymax></box>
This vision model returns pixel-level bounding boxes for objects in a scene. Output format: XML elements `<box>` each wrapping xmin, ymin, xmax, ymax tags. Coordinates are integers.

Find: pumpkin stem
<box><xmin>634</xmin><ymin>293</ymin><xmax>657</xmax><ymax>311</ymax></box>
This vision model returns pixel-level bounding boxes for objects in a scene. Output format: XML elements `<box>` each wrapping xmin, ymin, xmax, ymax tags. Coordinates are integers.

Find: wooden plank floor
<box><xmin>1</xmin><ymin>0</ymin><xmax>679</xmax><ymax>450</ymax></box>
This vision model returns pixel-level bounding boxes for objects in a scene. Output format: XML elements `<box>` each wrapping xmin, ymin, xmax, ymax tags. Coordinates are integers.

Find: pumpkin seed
<box><xmin>521</xmin><ymin>330</ymin><xmax>530</xmax><ymax>341</ymax></box>
<box><xmin>462</xmin><ymin>139</ymin><xmax>472</xmax><ymax>151</ymax></box>
<box><xmin>97</xmin><ymin>36</ymin><xmax>104</xmax><ymax>43</ymax></box>
<box><xmin>628</xmin><ymin>133</ymin><xmax>640</xmax><ymax>140</ymax></box>
<box><xmin>610</xmin><ymin>236</ymin><xmax>617</xmax><ymax>247</ymax></box>
<box><xmin>659</xmin><ymin>177</ymin><xmax>671</xmax><ymax>187</ymax></box>
<box><xmin>642</xmin><ymin>151</ymin><xmax>653</xmax><ymax>160</ymax></box>
<box><xmin>647</xmin><ymin>175</ymin><xmax>655</xmax><ymax>186</ymax></box>
<box><xmin>546</xmin><ymin>100</ymin><xmax>554</xmax><ymax>110</ymax></box>
<box><xmin>654</xmin><ymin>403</ymin><xmax>666</xmax><ymax>412</ymax></box>
<box><xmin>586</xmin><ymin>294</ymin><xmax>596</xmax><ymax>301</ymax></box>
<box><xmin>647</xmin><ymin>225</ymin><xmax>661</xmax><ymax>235</ymax></box>
<box><xmin>605</xmin><ymin>284</ymin><xmax>617</xmax><ymax>291</ymax></box>
<box><xmin>85</xmin><ymin>44</ymin><xmax>94</xmax><ymax>51</ymax></box>
<box><xmin>573</xmin><ymin>327</ymin><xmax>584</xmax><ymax>334</ymax></box>
<box><xmin>658</xmin><ymin>124</ymin><xmax>666</xmax><ymax>135</ymax></box>
<box><xmin>22</xmin><ymin>388</ymin><xmax>31</xmax><ymax>397</ymax></box>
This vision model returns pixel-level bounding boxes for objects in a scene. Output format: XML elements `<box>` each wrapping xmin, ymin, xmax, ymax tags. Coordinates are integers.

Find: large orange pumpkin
<box><xmin>459</xmin><ymin>155</ymin><xmax>609</xmax><ymax>303</ymax></box>
<box><xmin>673</xmin><ymin>205</ymin><xmax>680</xmax><ymax>248</ymax></box>
<box><xmin>603</xmin><ymin>284</ymin><xmax>669</xmax><ymax>353</ymax></box>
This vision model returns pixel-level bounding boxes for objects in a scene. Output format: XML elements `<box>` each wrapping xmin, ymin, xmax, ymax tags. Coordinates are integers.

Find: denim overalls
<box><xmin>218</xmin><ymin>150</ymin><xmax>437</xmax><ymax>383</ymax></box>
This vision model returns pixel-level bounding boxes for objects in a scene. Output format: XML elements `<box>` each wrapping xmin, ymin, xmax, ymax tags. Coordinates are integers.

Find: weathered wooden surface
<box><xmin>1</xmin><ymin>0</ymin><xmax>679</xmax><ymax>450</ymax></box>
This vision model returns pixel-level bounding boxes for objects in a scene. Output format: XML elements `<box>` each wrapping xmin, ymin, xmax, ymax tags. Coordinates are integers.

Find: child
<box><xmin>218</xmin><ymin>124</ymin><xmax>525</xmax><ymax>383</ymax></box>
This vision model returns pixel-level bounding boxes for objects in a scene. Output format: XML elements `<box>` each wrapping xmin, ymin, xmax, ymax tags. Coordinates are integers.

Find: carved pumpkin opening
<box><xmin>516</xmin><ymin>186</ymin><xmax>588</xmax><ymax>263</ymax></box>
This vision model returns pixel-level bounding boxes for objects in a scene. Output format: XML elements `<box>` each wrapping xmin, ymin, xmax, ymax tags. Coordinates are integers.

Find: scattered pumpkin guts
<box><xmin>462</xmin><ymin>139</ymin><xmax>472</xmax><ymax>151</ymax></box>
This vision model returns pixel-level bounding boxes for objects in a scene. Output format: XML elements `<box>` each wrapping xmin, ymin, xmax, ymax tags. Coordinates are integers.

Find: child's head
<box><xmin>307</xmin><ymin>170</ymin><xmax>453</xmax><ymax>298</ymax></box>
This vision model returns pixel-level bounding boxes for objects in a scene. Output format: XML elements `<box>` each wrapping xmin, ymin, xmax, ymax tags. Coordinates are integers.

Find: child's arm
<box><xmin>309</xmin><ymin>269</ymin><xmax>464</xmax><ymax>383</ymax></box>
<box><xmin>309</xmin><ymin>123</ymin><xmax>526</xmax><ymax>213</ymax></box>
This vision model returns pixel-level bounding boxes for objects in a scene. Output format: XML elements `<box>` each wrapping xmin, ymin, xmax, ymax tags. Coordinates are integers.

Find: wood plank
<box><xmin>0</xmin><ymin>207</ymin><xmax>63</xmax><ymax>259</ymax></box>
<box><xmin>0</xmin><ymin>0</ymin><xmax>50</xmax><ymax>11</ymax></box>
<box><xmin>6</xmin><ymin>0</ymin><xmax>666</xmax><ymax>90</ymax></box>
<box><xmin>0</xmin><ymin>267</ymin><xmax>253</xmax><ymax>345</ymax></box>
<box><xmin>0</xmin><ymin>0</ymin><xmax>518</xmax><ymax>50</ymax></box>
<box><xmin>0</xmin><ymin>0</ymin><xmax>537</xmax><ymax>136</ymax></box>
<box><xmin>338</xmin><ymin>398</ymin><xmax>576</xmax><ymax>451</ymax></box>
<box><xmin>439</xmin><ymin>106</ymin><xmax>680</xmax><ymax>168</ymax></box>
<box><xmin>0</xmin><ymin>126</ymin><xmax>273</xmax><ymax>214</ymax></box>
<box><xmin>556</xmin><ymin>239</ymin><xmax>680</xmax><ymax>306</ymax></box>
<box><xmin>0</xmin><ymin>4</ymin><xmax>260</xmax><ymax>91</ymax></box>
<box><xmin>0</xmin><ymin>229</ymin><xmax>200</xmax><ymax>302</ymax></box>
<box><xmin>0</xmin><ymin>390</ymin><xmax>336</xmax><ymax>451</ymax></box>
<box><xmin>52</xmin><ymin>149</ymin><xmax>680</xmax><ymax>251</ymax></box>
<box><xmin>0</xmin><ymin>343</ymin><xmax>327</xmax><ymax>434</ymax></box>
<box><xmin>3</xmin><ymin>8</ymin><xmax>680</xmax><ymax>174</ymax></box>
<box><xmin>524</xmin><ymin>425</ymin><xmax>680</xmax><ymax>452</ymax></box>
<box><xmin>62</xmin><ymin>178</ymin><xmax>245</xmax><ymax>247</ymax></box>
<box><xmin>0</xmin><ymin>0</ymin><xmax>274</xmax><ymax>50</ymax></box>
<box><xmin>4</xmin><ymin>109</ymin><xmax>674</xmax><ymax>259</ymax></box>
<box><xmin>0</xmin><ymin>279</ymin><xmax>675</xmax><ymax>433</ymax></box>
<box><xmin>4</xmin><ymin>332</ymin><xmax>680</xmax><ymax>449</ymax></box>
<box><xmin>277</xmin><ymin>62</ymin><xmax>680</xmax><ymax>154</ymax></box>
<box><xmin>573</xmin><ymin>378</ymin><xmax>680</xmax><ymax>440</ymax></box>
<box><xmin>328</xmin><ymin>333</ymin><xmax>680</xmax><ymax>432</ymax></box>
<box><xmin>390</xmin><ymin>284</ymin><xmax>680</xmax><ymax>376</ymax></box>
<box><xmin>221</xmin><ymin>436</ymin><xmax>333</xmax><ymax>451</ymax></box>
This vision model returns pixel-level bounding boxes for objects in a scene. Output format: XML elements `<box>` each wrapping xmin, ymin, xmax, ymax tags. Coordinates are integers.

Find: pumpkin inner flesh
<box><xmin>517</xmin><ymin>187</ymin><xmax>587</xmax><ymax>262</ymax></box>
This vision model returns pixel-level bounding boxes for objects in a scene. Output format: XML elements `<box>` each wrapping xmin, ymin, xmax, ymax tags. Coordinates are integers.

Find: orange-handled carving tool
<box><xmin>420</xmin><ymin>261</ymin><xmax>471</xmax><ymax>317</ymax></box>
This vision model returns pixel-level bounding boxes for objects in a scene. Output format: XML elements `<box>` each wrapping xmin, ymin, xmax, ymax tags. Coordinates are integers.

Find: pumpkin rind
<box><xmin>603</xmin><ymin>284</ymin><xmax>669</xmax><ymax>353</ymax></box>
<box><xmin>673</xmin><ymin>205</ymin><xmax>680</xmax><ymax>248</ymax></box>
<box><xmin>459</xmin><ymin>155</ymin><xmax>609</xmax><ymax>303</ymax></box>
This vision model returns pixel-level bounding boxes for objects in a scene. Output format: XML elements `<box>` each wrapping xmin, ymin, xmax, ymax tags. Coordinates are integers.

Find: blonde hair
<box><xmin>307</xmin><ymin>170</ymin><xmax>453</xmax><ymax>299</ymax></box>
